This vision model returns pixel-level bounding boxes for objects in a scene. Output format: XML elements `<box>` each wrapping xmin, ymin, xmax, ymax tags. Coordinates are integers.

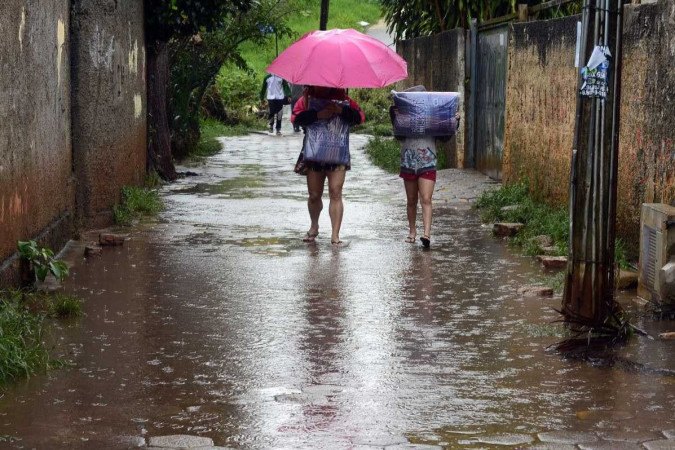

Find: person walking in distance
<box><xmin>260</xmin><ymin>74</ymin><xmax>291</xmax><ymax>135</ymax></box>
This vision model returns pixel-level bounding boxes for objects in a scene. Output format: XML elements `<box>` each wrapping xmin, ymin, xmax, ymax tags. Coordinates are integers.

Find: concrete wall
<box><xmin>502</xmin><ymin>16</ymin><xmax>578</xmax><ymax>206</ymax></box>
<box><xmin>397</xmin><ymin>29</ymin><xmax>468</xmax><ymax>168</ymax></box>
<box><xmin>71</xmin><ymin>0</ymin><xmax>147</xmax><ymax>227</ymax></box>
<box><xmin>0</xmin><ymin>1</ymin><xmax>74</xmax><ymax>285</ymax></box>
<box><xmin>503</xmin><ymin>0</ymin><xmax>675</xmax><ymax>245</ymax></box>
<box><xmin>0</xmin><ymin>0</ymin><xmax>147</xmax><ymax>285</ymax></box>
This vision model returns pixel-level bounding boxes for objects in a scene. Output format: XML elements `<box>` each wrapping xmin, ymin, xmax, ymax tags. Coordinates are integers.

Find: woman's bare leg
<box><xmin>326</xmin><ymin>169</ymin><xmax>346</xmax><ymax>243</ymax></box>
<box><xmin>404</xmin><ymin>179</ymin><xmax>419</xmax><ymax>240</ymax></box>
<box><xmin>418</xmin><ymin>178</ymin><xmax>435</xmax><ymax>239</ymax></box>
<box><xmin>306</xmin><ymin>170</ymin><xmax>325</xmax><ymax>237</ymax></box>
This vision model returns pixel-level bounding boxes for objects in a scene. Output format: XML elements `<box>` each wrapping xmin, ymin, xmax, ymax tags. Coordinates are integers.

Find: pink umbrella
<box><xmin>266</xmin><ymin>28</ymin><xmax>407</xmax><ymax>88</ymax></box>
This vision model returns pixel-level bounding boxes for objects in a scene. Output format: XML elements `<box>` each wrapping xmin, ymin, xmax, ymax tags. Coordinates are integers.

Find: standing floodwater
<box><xmin>0</xmin><ymin>132</ymin><xmax>673</xmax><ymax>449</ymax></box>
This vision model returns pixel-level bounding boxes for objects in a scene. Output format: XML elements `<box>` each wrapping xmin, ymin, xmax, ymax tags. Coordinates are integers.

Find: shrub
<box><xmin>113</xmin><ymin>186</ymin><xmax>163</xmax><ymax>226</ymax></box>
<box><xmin>364</xmin><ymin>136</ymin><xmax>400</xmax><ymax>173</ymax></box>
<box><xmin>351</xmin><ymin>87</ymin><xmax>392</xmax><ymax>136</ymax></box>
<box><xmin>475</xmin><ymin>181</ymin><xmax>631</xmax><ymax>269</ymax></box>
<box><xmin>0</xmin><ymin>291</ymin><xmax>49</xmax><ymax>384</ymax></box>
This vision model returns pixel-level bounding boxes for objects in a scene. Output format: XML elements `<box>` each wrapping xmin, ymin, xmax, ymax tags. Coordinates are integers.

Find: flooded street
<box><xmin>1</xmin><ymin>131</ymin><xmax>674</xmax><ymax>449</ymax></box>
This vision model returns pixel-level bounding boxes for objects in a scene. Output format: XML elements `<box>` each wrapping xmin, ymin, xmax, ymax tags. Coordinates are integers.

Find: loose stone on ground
<box><xmin>518</xmin><ymin>285</ymin><xmax>554</xmax><ymax>297</ymax></box>
<box><xmin>99</xmin><ymin>233</ymin><xmax>127</xmax><ymax>246</ymax></box>
<box><xmin>618</xmin><ymin>269</ymin><xmax>639</xmax><ymax>290</ymax></box>
<box><xmin>537</xmin><ymin>255</ymin><xmax>568</xmax><ymax>270</ymax></box>
<box><xmin>493</xmin><ymin>222</ymin><xmax>525</xmax><ymax>237</ymax></box>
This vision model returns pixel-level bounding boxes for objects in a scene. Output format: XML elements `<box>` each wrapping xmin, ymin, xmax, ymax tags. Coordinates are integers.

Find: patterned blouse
<box><xmin>399</xmin><ymin>137</ymin><xmax>437</xmax><ymax>175</ymax></box>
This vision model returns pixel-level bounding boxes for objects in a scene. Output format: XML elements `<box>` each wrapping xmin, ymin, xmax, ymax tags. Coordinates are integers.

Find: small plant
<box><xmin>114</xmin><ymin>185</ymin><xmax>163</xmax><ymax>226</ymax></box>
<box><xmin>49</xmin><ymin>293</ymin><xmax>83</xmax><ymax>318</ymax></box>
<box><xmin>17</xmin><ymin>241</ymin><xmax>69</xmax><ymax>283</ymax></box>
<box><xmin>0</xmin><ymin>291</ymin><xmax>50</xmax><ymax>384</ymax></box>
<box><xmin>144</xmin><ymin>170</ymin><xmax>163</xmax><ymax>189</ymax></box>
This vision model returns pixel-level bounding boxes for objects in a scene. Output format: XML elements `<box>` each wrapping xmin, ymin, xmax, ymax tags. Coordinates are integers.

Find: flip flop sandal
<box><xmin>331</xmin><ymin>240</ymin><xmax>350</xmax><ymax>248</ymax></box>
<box><xmin>302</xmin><ymin>231</ymin><xmax>319</xmax><ymax>242</ymax></box>
<box><xmin>405</xmin><ymin>235</ymin><xmax>416</xmax><ymax>243</ymax></box>
<box><xmin>420</xmin><ymin>236</ymin><xmax>431</xmax><ymax>248</ymax></box>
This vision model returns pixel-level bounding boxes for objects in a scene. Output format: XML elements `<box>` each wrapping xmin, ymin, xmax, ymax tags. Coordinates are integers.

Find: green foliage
<box><xmin>215</xmin><ymin>69</ymin><xmax>267</xmax><ymax>126</ymax></box>
<box><xmin>364</xmin><ymin>136</ymin><xmax>400</xmax><ymax>173</ymax></box>
<box><xmin>476</xmin><ymin>181</ymin><xmax>633</xmax><ymax>268</ymax></box>
<box><xmin>144</xmin><ymin>0</ymin><xmax>253</xmax><ymax>43</ymax></box>
<box><xmin>476</xmin><ymin>181</ymin><xmax>569</xmax><ymax>255</ymax></box>
<box><xmin>381</xmin><ymin>0</ymin><xmax>582</xmax><ymax>42</ymax></box>
<box><xmin>169</xmin><ymin>0</ymin><xmax>298</xmax><ymax>157</ymax></box>
<box><xmin>145</xmin><ymin>171</ymin><xmax>164</xmax><ymax>189</ymax></box>
<box><xmin>192</xmin><ymin>118</ymin><xmax>250</xmax><ymax>160</ymax></box>
<box><xmin>614</xmin><ymin>238</ymin><xmax>630</xmax><ymax>271</ymax></box>
<box><xmin>113</xmin><ymin>186</ymin><xmax>163</xmax><ymax>226</ymax></box>
<box><xmin>0</xmin><ymin>290</ymin><xmax>82</xmax><ymax>384</ymax></box>
<box><xmin>0</xmin><ymin>291</ymin><xmax>49</xmax><ymax>384</ymax></box>
<box><xmin>351</xmin><ymin>88</ymin><xmax>392</xmax><ymax>136</ymax></box>
<box><xmin>49</xmin><ymin>294</ymin><xmax>82</xmax><ymax>319</ymax></box>
<box><xmin>17</xmin><ymin>241</ymin><xmax>69</xmax><ymax>283</ymax></box>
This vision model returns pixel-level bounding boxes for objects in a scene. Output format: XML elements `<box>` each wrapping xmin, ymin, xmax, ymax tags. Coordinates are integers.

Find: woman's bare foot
<box><xmin>302</xmin><ymin>229</ymin><xmax>319</xmax><ymax>242</ymax></box>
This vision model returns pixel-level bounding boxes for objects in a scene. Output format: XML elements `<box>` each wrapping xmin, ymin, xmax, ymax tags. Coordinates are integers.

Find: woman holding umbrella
<box><xmin>267</xmin><ymin>28</ymin><xmax>407</xmax><ymax>247</ymax></box>
<box><xmin>291</xmin><ymin>86</ymin><xmax>365</xmax><ymax>247</ymax></box>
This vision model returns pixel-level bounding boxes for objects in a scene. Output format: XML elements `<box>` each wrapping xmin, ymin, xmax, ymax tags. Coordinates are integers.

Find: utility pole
<box><xmin>563</xmin><ymin>0</ymin><xmax>625</xmax><ymax>328</ymax></box>
<box><xmin>320</xmin><ymin>0</ymin><xmax>330</xmax><ymax>30</ymax></box>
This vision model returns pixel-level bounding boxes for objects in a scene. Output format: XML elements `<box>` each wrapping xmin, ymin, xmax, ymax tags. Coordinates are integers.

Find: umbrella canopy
<box><xmin>266</xmin><ymin>28</ymin><xmax>407</xmax><ymax>89</ymax></box>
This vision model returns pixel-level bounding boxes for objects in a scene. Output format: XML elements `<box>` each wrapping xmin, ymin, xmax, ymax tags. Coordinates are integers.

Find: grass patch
<box><xmin>0</xmin><ymin>291</ymin><xmax>49</xmax><ymax>384</ymax></box>
<box><xmin>0</xmin><ymin>290</ymin><xmax>81</xmax><ymax>384</ymax></box>
<box><xmin>476</xmin><ymin>182</ymin><xmax>568</xmax><ymax>256</ymax></box>
<box><xmin>351</xmin><ymin>87</ymin><xmax>393</xmax><ymax>137</ymax></box>
<box><xmin>364</xmin><ymin>136</ymin><xmax>400</xmax><ymax>173</ymax></box>
<box><xmin>49</xmin><ymin>293</ymin><xmax>82</xmax><ymax>319</ymax></box>
<box><xmin>113</xmin><ymin>186</ymin><xmax>163</xmax><ymax>226</ymax></box>
<box><xmin>475</xmin><ymin>181</ymin><xmax>631</xmax><ymax>269</ymax></box>
<box><xmin>195</xmin><ymin>118</ymin><xmax>260</xmax><ymax>160</ymax></box>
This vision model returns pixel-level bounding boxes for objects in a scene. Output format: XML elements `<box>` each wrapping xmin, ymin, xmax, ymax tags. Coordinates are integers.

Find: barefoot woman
<box><xmin>291</xmin><ymin>86</ymin><xmax>365</xmax><ymax>247</ymax></box>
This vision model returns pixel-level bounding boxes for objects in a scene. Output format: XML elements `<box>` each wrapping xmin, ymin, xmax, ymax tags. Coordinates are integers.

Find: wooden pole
<box><xmin>563</xmin><ymin>0</ymin><xmax>624</xmax><ymax>328</ymax></box>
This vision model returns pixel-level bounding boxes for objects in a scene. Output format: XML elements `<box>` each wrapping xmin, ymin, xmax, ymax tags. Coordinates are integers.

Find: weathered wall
<box><xmin>71</xmin><ymin>0</ymin><xmax>147</xmax><ymax>227</ymax></box>
<box><xmin>617</xmin><ymin>1</ymin><xmax>675</xmax><ymax>244</ymax></box>
<box><xmin>503</xmin><ymin>1</ymin><xmax>675</xmax><ymax>245</ymax></box>
<box><xmin>0</xmin><ymin>1</ymin><xmax>74</xmax><ymax>285</ymax></box>
<box><xmin>0</xmin><ymin>0</ymin><xmax>147</xmax><ymax>286</ymax></box>
<box><xmin>502</xmin><ymin>16</ymin><xmax>578</xmax><ymax>206</ymax></box>
<box><xmin>397</xmin><ymin>29</ymin><xmax>468</xmax><ymax>168</ymax></box>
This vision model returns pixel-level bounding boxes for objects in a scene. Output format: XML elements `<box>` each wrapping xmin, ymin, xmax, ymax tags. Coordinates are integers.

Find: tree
<box><xmin>169</xmin><ymin>0</ymin><xmax>296</xmax><ymax>159</ymax></box>
<box><xmin>144</xmin><ymin>0</ymin><xmax>252</xmax><ymax>180</ymax></box>
<box><xmin>380</xmin><ymin>0</ymin><xmax>581</xmax><ymax>42</ymax></box>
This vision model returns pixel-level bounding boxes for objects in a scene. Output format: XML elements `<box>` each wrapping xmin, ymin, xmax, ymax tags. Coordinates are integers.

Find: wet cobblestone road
<box><xmin>0</xmin><ymin>131</ymin><xmax>673</xmax><ymax>449</ymax></box>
